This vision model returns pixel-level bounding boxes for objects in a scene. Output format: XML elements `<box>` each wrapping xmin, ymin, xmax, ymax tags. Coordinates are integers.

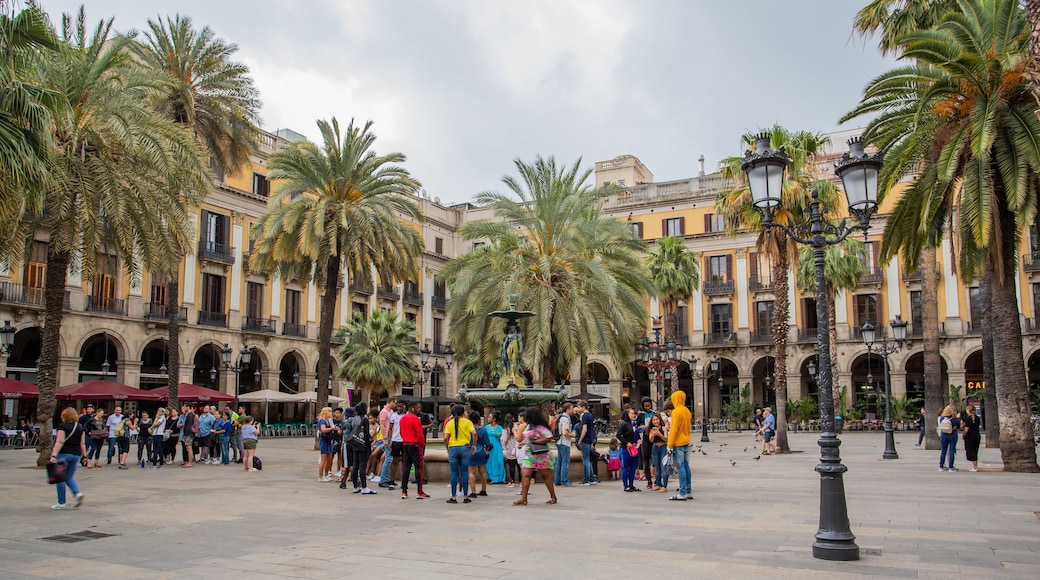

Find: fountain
<box><xmin>456</xmin><ymin>294</ymin><xmax>566</xmax><ymax>418</ymax></box>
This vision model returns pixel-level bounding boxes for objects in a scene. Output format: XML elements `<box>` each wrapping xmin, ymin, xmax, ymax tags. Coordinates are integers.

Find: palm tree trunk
<box><xmin>920</xmin><ymin>247</ymin><xmax>942</xmax><ymax>451</ymax></box>
<box><xmin>315</xmin><ymin>255</ymin><xmax>341</xmax><ymax>413</ymax></box>
<box><xmin>35</xmin><ymin>250</ymin><xmax>69</xmax><ymax>466</ymax></box>
<box><xmin>1025</xmin><ymin>0</ymin><xmax>1040</xmax><ymax>111</ymax></box>
<box><xmin>979</xmin><ymin>272</ymin><xmax>1000</xmax><ymax>448</ymax></box>
<box><xmin>771</xmin><ymin>233</ymin><xmax>790</xmax><ymax>452</ymax></box>
<box><xmin>166</xmin><ymin>278</ymin><xmax>180</xmax><ymax>411</ymax></box>
<box><xmin>992</xmin><ymin>207</ymin><xmax>1040</xmax><ymax>471</ymax></box>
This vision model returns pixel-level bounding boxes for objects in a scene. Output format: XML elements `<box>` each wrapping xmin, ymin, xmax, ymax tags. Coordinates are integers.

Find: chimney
<box><xmin>698</xmin><ymin>155</ymin><xmax>705</xmax><ymax>177</ymax></box>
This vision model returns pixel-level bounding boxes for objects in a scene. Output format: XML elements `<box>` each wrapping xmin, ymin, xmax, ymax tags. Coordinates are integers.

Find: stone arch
<box><xmin>750</xmin><ymin>356</ymin><xmax>777</xmax><ymax>408</ymax></box>
<box><xmin>77</xmin><ymin>332</ymin><xmax>126</xmax><ymax>382</ymax></box>
<box><xmin>278</xmin><ymin>350</ymin><xmax>304</xmax><ymax>393</ymax></box>
<box><xmin>902</xmin><ymin>351</ymin><xmax>950</xmax><ymax>403</ymax></box>
<box><xmin>139</xmin><ymin>338</ymin><xmax>169</xmax><ymax>390</ymax></box>
<box><xmin>190</xmin><ymin>343</ymin><xmax>225</xmax><ymax>389</ymax></box>
<box><xmin>4</xmin><ymin>326</ymin><xmax>43</xmax><ymax>383</ymax></box>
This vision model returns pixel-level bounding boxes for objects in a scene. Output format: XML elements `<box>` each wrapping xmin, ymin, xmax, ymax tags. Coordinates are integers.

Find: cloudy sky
<box><xmin>42</xmin><ymin>0</ymin><xmax>896</xmax><ymax>205</ymax></box>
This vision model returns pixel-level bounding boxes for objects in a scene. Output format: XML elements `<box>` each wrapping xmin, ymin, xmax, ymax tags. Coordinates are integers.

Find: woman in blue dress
<box><xmin>485</xmin><ymin>411</ymin><xmax>506</xmax><ymax>483</ymax></box>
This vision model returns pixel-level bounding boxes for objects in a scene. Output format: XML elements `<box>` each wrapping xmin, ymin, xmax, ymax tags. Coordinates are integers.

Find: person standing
<box><xmin>137</xmin><ymin>411</ymin><xmax>152</xmax><ymax>467</ymax></box>
<box><xmin>317</xmin><ymin>407</ymin><xmax>337</xmax><ymax>482</ymax></box>
<box><xmin>553</xmin><ymin>403</ymin><xmax>574</xmax><ymax>487</ymax></box>
<box><xmin>485</xmin><ymin>411</ymin><xmax>506</xmax><ymax>484</ymax></box>
<box><xmin>666</xmin><ymin>390</ymin><xmax>692</xmax><ymax>501</ymax></box>
<box><xmin>241</xmin><ymin>415</ymin><xmax>259</xmax><ymax>472</ymax></box>
<box><xmin>149</xmin><ymin>408</ymin><xmax>167</xmax><ymax>469</ymax></box>
<box><xmin>938</xmin><ymin>405</ymin><xmax>962</xmax><ymax>472</ymax></box>
<box><xmin>197</xmin><ymin>405</ymin><xmax>216</xmax><ymax>464</ymax></box>
<box><xmin>116</xmin><ymin>411</ymin><xmax>133</xmax><ymax>469</ymax></box>
<box><xmin>502</xmin><ymin>414</ymin><xmax>519</xmax><ymax>486</ymax></box>
<box><xmin>105</xmin><ymin>406</ymin><xmax>124</xmax><ymax>466</ymax></box>
<box><xmin>467</xmin><ymin>411</ymin><xmax>490</xmax><ymax>498</ymax></box>
<box><xmin>514</xmin><ymin>407</ymin><xmax>558</xmax><ymax>506</ymax></box>
<box><xmin>216</xmin><ymin>409</ymin><xmax>232</xmax><ymax>466</ymax></box>
<box><xmin>178</xmin><ymin>404</ymin><xmax>196</xmax><ymax>467</ymax></box>
<box><xmin>752</xmin><ymin>408</ymin><xmax>764</xmax><ymax>442</ymax></box>
<box><xmin>576</xmin><ymin>401</ymin><xmax>596</xmax><ymax>485</ymax></box>
<box><xmin>378</xmin><ymin>397</ymin><xmax>397</xmax><ymax>490</ymax></box>
<box><xmin>616</xmin><ymin>408</ymin><xmax>640</xmax><ymax>492</ymax></box>
<box><xmin>85</xmin><ymin>408</ymin><xmax>106</xmax><ymax>468</ymax></box>
<box><xmin>647</xmin><ymin>413</ymin><xmax>669</xmax><ymax>492</ymax></box>
<box><xmin>444</xmin><ymin>404</ymin><xmax>475</xmax><ymax>504</ymax></box>
<box><xmin>637</xmin><ymin>397</ymin><xmax>655</xmax><ymax>489</ymax></box>
<box><xmin>399</xmin><ymin>401</ymin><xmax>428</xmax><ymax>499</ymax></box>
<box><xmin>758</xmin><ymin>407</ymin><xmax>778</xmax><ymax>455</ymax></box>
<box><xmin>962</xmin><ymin>404</ymin><xmax>982</xmax><ymax>472</ymax></box>
<box><xmin>346</xmin><ymin>402</ymin><xmax>377</xmax><ymax>494</ymax></box>
<box><xmin>49</xmin><ymin>407</ymin><xmax>87</xmax><ymax>510</ymax></box>
<box><xmin>915</xmin><ymin>407</ymin><xmax>927</xmax><ymax>447</ymax></box>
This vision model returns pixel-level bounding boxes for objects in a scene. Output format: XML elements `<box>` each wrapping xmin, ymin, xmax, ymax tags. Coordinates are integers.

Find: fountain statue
<box><xmin>457</xmin><ymin>294</ymin><xmax>566</xmax><ymax>417</ymax></box>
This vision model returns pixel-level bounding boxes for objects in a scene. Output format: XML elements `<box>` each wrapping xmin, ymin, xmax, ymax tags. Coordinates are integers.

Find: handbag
<box><xmin>46</xmin><ymin>462</ymin><xmax>67</xmax><ymax>484</ymax></box>
<box><xmin>628</xmin><ymin>444</ymin><xmax>639</xmax><ymax>457</ymax></box>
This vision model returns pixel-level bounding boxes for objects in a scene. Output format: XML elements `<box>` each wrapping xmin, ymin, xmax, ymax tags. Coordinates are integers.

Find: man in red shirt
<box><xmin>399</xmin><ymin>401</ymin><xmax>428</xmax><ymax>499</ymax></box>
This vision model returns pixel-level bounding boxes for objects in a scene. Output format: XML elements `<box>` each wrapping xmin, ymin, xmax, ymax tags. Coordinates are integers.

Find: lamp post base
<box><xmin>882</xmin><ymin>424</ymin><xmax>899</xmax><ymax>460</ymax></box>
<box><xmin>812</xmin><ymin>539</ymin><xmax>860</xmax><ymax>561</ymax></box>
<box><xmin>700</xmin><ymin>422</ymin><xmax>710</xmax><ymax>443</ymax></box>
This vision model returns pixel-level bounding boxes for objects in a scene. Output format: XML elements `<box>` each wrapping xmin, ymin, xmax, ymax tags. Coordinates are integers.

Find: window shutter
<box><xmin>661</xmin><ymin>218</ymin><xmax>668</xmax><ymax>238</ymax></box>
<box><xmin>704</xmin><ymin>214</ymin><xmax>712</xmax><ymax>233</ymax></box>
<box><xmin>678</xmin><ymin>216</ymin><xmax>685</xmax><ymax>236</ymax></box>
<box><xmin>749</xmin><ymin>252</ymin><xmax>758</xmax><ymax>279</ymax></box>
<box><xmin>201</xmin><ymin>210</ymin><xmax>211</xmax><ymax>242</ymax></box>
<box><xmin>705</xmin><ymin>256</ymin><xmax>711</xmax><ymax>280</ymax></box>
<box><xmin>726</xmin><ymin>255</ymin><xmax>732</xmax><ymax>281</ymax></box>
<box><xmin>872</xmin><ymin>241</ymin><xmax>880</xmax><ymax>273</ymax></box>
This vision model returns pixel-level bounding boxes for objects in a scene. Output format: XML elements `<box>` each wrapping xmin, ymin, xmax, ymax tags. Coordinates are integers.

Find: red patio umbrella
<box><xmin>162</xmin><ymin>383</ymin><xmax>234</xmax><ymax>403</ymax></box>
<box><xmin>57</xmin><ymin>380</ymin><xmax>164</xmax><ymax>401</ymax></box>
<box><xmin>0</xmin><ymin>377</ymin><xmax>39</xmax><ymax>398</ymax></box>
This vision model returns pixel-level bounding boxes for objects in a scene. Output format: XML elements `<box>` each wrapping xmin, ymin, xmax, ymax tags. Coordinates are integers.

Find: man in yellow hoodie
<box><xmin>666</xmin><ymin>390</ymin><xmax>692</xmax><ymax>501</ymax></box>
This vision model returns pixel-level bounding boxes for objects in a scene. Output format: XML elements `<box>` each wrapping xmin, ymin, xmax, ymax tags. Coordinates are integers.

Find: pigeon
<box><xmin>754</xmin><ymin>455</ymin><xmax>761</xmax><ymax>461</ymax></box>
<box><xmin>717</xmin><ymin>449</ymin><xmax>722</xmax><ymax>453</ymax></box>
<box><xmin>743</xmin><ymin>447</ymin><xmax>748</xmax><ymax>452</ymax></box>
<box><xmin>730</xmin><ymin>460</ymin><xmax>736</xmax><ymax>466</ymax></box>
<box><xmin>700</xmin><ymin>450</ymin><xmax>707</xmax><ymax>455</ymax></box>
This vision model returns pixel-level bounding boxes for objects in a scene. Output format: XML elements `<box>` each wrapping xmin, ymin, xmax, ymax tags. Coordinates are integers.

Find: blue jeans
<box><xmin>219</xmin><ymin>434</ymin><xmax>230</xmax><ymax>465</ymax></box>
<box><xmin>106</xmin><ymin>437</ymin><xmax>118</xmax><ymax>463</ymax></box>
<box><xmin>554</xmin><ymin>443</ymin><xmax>570</xmax><ymax>484</ymax></box>
<box><xmin>652</xmin><ymin>445</ymin><xmax>668</xmax><ymax>488</ymax></box>
<box><xmin>151</xmin><ymin>434</ymin><xmax>165</xmax><ymax>465</ymax></box>
<box><xmin>54</xmin><ymin>454</ymin><xmax>81</xmax><ymax>505</ymax></box>
<box><xmin>448</xmin><ymin>445</ymin><xmax>471</xmax><ymax>497</ymax></box>
<box><xmin>579</xmin><ymin>442</ymin><xmax>593</xmax><ymax>483</ymax></box>
<box><xmin>620</xmin><ymin>446</ymin><xmax>637</xmax><ymax>488</ymax></box>
<box><xmin>380</xmin><ymin>443</ymin><xmax>394</xmax><ymax>484</ymax></box>
<box><xmin>672</xmin><ymin>445</ymin><xmax>691</xmax><ymax>497</ymax></box>
<box><xmin>917</xmin><ymin>424</ymin><xmax>926</xmax><ymax>445</ymax></box>
<box><xmin>939</xmin><ymin>434</ymin><xmax>957</xmax><ymax>468</ymax></box>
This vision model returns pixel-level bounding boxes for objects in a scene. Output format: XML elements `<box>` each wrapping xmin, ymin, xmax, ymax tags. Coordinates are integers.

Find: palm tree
<box><xmin>1021</xmin><ymin>0</ymin><xmax>1040</xmax><ymax>108</ymax></box>
<box><xmin>854</xmin><ymin>0</ymin><xmax>959</xmax><ymax>453</ymax></box>
<box><xmin>135</xmin><ymin>14</ymin><xmax>261</xmax><ymax>411</ymax></box>
<box><xmin>335</xmin><ymin>311</ymin><xmax>417</xmax><ymax>404</ymax></box>
<box><xmin>440</xmin><ymin>156</ymin><xmax>652</xmax><ymax>389</ymax></box>
<box><xmin>795</xmin><ymin>238</ymin><xmax>867</xmax><ymax>416</ymax></box>
<box><xmin>844</xmin><ymin>0</ymin><xmax>1040</xmax><ymax>471</ymax></box>
<box><xmin>250</xmin><ymin>117</ymin><xmax>423</xmax><ymax>413</ymax></box>
<box><xmin>717</xmin><ymin>126</ymin><xmax>838</xmax><ymax>453</ymax></box>
<box><xmin>646</xmin><ymin>236</ymin><xmax>701</xmax><ymax>344</ymax></box>
<box><xmin>19</xmin><ymin>7</ymin><xmax>210</xmax><ymax>464</ymax></box>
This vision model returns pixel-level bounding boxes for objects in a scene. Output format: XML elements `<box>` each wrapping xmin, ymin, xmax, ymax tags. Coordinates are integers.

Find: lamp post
<box><xmin>635</xmin><ymin>324</ymin><xmax>682</xmax><ymax>407</ymax></box>
<box><xmin>743</xmin><ymin>133</ymin><xmax>881</xmax><ymax>562</ymax></box>
<box><xmin>861</xmin><ymin>316</ymin><xmax>906</xmax><ymax>460</ymax></box>
<box><xmin>689</xmin><ymin>355</ymin><xmax>720</xmax><ymax>442</ymax></box>
<box><xmin>0</xmin><ymin>320</ymin><xmax>15</xmax><ymax>355</ymax></box>
<box><xmin>221</xmin><ymin>344</ymin><xmax>254</xmax><ymax>409</ymax></box>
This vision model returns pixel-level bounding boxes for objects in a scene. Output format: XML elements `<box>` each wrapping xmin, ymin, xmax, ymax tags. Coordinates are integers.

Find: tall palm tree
<box><xmin>845</xmin><ymin>0</ymin><xmax>1040</xmax><ymax>471</ymax></box>
<box><xmin>19</xmin><ymin>7</ymin><xmax>210</xmax><ymax>464</ymax></box>
<box><xmin>854</xmin><ymin>0</ymin><xmax>959</xmax><ymax>452</ymax></box>
<box><xmin>717</xmin><ymin>126</ymin><xmax>838</xmax><ymax>453</ymax></box>
<box><xmin>795</xmin><ymin>238</ymin><xmax>867</xmax><ymax>416</ymax></box>
<box><xmin>1022</xmin><ymin>0</ymin><xmax>1040</xmax><ymax>109</ymax></box>
<box><xmin>646</xmin><ymin>236</ymin><xmax>701</xmax><ymax>344</ymax></box>
<box><xmin>250</xmin><ymin>117</ymin><xmax>423</xmax><ymax>413</ymax></box>
<box><xmin>135</xmin><ymin>14</ymin><xmax>261</xmax><ymax>410</ymax></box>
<box><xmin>440</xmin><ymin>156</ymin><xmax>652</xmax><ymax>389</ymax></box>
<box><xmin>335</xmin><ymin>311</ymin><xmax>417</xmax><ymax>404</ymax></box>
<box><xmin>0</xmin><ymin>2</ymin><xmax>59</xmax><ymax>227</ymax></box>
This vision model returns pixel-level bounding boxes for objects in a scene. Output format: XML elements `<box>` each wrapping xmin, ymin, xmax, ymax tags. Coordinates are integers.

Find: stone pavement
<box><xmin>1</xmin><ymin>430</ymin><xmax>1038</xmax><ymax>579</ymax></box>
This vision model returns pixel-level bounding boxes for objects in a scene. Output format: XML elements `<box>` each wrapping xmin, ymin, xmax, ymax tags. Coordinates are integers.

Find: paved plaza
<box><xmin>0</xmin><ymin>430</ymin><xmax>1038</xmax><ymax>579</ymax></box>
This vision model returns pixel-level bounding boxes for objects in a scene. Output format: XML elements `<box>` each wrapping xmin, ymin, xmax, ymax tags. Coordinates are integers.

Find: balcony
<box><xmin>797</xmin><ymin>328</ymin><xmax>819</xmax><ymax>343</ymax></box>
<box><xmin>1024</xmin><ymin>251</ymin><xmax>1040</xmax><ymax>272</ymax></box>
<box><xmin>749</xmin><ymin>329</ymin><xmax>774</xmax><ymax>345</ymax></box>
<box><xmin>0</xmin><ymin>281</ymin><xmax>46</xmax><ymax>307</ymax></box>
<box><xmin>330</xmin><ymin>335</ymin><xmax>347</xmax><ymax>345</ymax></box>
<box><xmin>377</xmin><ymin>284</ymin><xmax>400</xmax><ymax>302</ymax></box>
<box><xmin>703</xmin><ymin>279</ymin><xmax>734</xmax><ymax>296</ymax></box>
<box><xmin>243</xmin><ymin>317</ymin><xmax>275</xmax><ymax>334</ymax></box>
<box><xmin>432</xmin><ymin>342</ymin><xmax>449</xmax><ymax>354</ymax></box>
<box><xmin>283</xmin><ymin>322</ymin><xmax>307</xmax><ymax>337</ymax></box>
<box><xmin>349</xmin><ymin>280</ymin><xmax>373</xmax><ymax>295</ymax></box>
<box><xmin>748</xmin><ymin>276</ymin><xmax>774</xmax><ymax>293</ymax></box>
<box><xmin>403</xmin><ymin>290</ymin><xmax>424</xmax><ymax>306</ymax></box>
<box><xmin>85</xmin><ymin>295</ymin><xmax>126</xmax><ymax>316</ymax></box>
<box><xmin>860</xmin><ymin>271</ymin><xmax>884</xmax><ymax>285</ymax></box>
<box><xmin>903</xmin><ymin>270</ymin><xmax>922</xmax><ymax>281</ymax></box>
<box><xmin>143</xmin><ymin>303</ymin><xmax>188</xmax><ymax>321</ymax></box>
<box><xmin>965</xmin><ymin>320</ymin><xmax>982</xmax><ymax>335</ymax></box>
<box><xmin>242</xmin><ymin>252</ymin><xmax>251</xmax><ymax>273</ymax></box>
<box><xmin>198</xmin><ymin>310</ymin><xmax>227</xmax><ymax>328</ymax></box>
<box><xmin>198</xmin><ymin>240</ymin><xmax>235</xmax><ymax>265</ymax></box>
<box><xmin>431</xmin><ymin>294</ymin><xmax>447</xmax><ymax>310</ymax></box>
<box><xmin>704</xmin><ymin>332</ymin><xmax>736</xmax><ymax>346</ymax></box>
<box><xmin>908</xmin><ymin>324</ymin><xmax>924</xmax><ymax>338</ymax></box>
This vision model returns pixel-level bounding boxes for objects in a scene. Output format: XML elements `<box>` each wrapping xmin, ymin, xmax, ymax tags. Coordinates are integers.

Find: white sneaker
<box><xmin>334</xmin><ymin>471</ymin><xmax>343</xmax><ymax>477</ymax></box>
<box><xmin>73</xmin><ymin>493</ymin><xmax>84</xmax><ymax>508</ymax></box>
<box><xmin>361</xmin><ymin>487</ymin><xmax>377</xmax><ymax>494</ymax></box>
<box><xmin>368</xmin><ymin>473</ymin><xmax>377</xmax><ymax>481</ymax></box>
<box><xmin>318</xmin><ymin>476</ymin><xmax>329</xmax><ymax>482</ymax></box>
<box><xmin>969</xmin><ymin>467</ymin><xmax>978</xmax><ymax>472</ymax></box>
<box><xmin>51</xmin><ymin>503</ymin><xmax>68</xmax><ymax>510</ymax></box>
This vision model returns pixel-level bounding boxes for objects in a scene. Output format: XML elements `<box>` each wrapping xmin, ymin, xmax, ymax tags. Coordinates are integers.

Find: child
<box><xmin>607</xmin><ymin>437</ymin><xmax>622</xmax><ymax>480</ymax></box>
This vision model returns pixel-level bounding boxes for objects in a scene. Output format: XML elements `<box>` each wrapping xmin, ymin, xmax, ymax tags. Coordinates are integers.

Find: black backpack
<box><xmin>551</xmin><ymin>413</ymin><xmax>563</xmax><ymax>440</ymax></box>
<box><xmin>346</xmin><ymin>416</ymin><xmax>367</xmax><ymax>451</ymax></box>
<box><xmin>252</xmin><ymin>456</ymin><xmax>262</xmax><ymax>471</ymax></box>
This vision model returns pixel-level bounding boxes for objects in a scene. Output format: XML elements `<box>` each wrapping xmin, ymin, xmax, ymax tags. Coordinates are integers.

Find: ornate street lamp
<box><xmin>0</xmin><ymin>320</ymin><xmax>15</xmax><ymax>354</ymax></box>
<box><xmin>689</xmin><ymin>355</ymin><xmax>720</xmax><ymax>442</ymax></box>
<box><xmin>862</xmin><ymin>315</ymin><xmax>906</xmax><ymax>460</ymax></box>
<box><xmin>222</xmin><ymin>344</ymin><xmax>254</xmax><ymax>409</ymax></box>
<box><xmin>635</xmin><ymin>327</ymin><xmax>682</xmax><ymax>406</ymax></box>
<box><xmin>743</xmin><ymin>133</ymin><xmax>881</xmax><ymax>561</ymax></box>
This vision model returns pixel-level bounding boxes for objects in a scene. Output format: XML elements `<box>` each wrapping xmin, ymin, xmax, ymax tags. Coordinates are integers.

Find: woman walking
<box><xmin>86</xmin><ymin>408</ymin><xmax>106</xmax><ymax>468</ymax></box>
<box><xmin>444</xmin><ymin>405</ymin><xmax>475</xmax><ymax>504</ymax></box>
<box><xmin>962</xmin><ymin>404</ymin><xmax>982</xmax><ymax>472</ymax></box>
<box><xmin>485</xmin><ymin>411</ymin><xmax>506</xmax><ymax>484</ymax></box>
<box><xmin>149</xmin><ymin>408</ymin><xmax>167</xmax><ymax>468</ymax></box>
<box><xmin>514</xmin><ymin>407</ymin><xmax>558</xmax><ymax>506</ymax></box>
<box><xmin>49</xmin><ymin>407</ymin><xmax>87</xmax><ymax>510</ymax></box>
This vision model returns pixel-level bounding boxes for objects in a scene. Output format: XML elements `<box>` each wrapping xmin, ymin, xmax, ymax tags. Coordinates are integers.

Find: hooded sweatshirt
<box><xmin>667</xmin><ymin>390</ymin><xmax>691</xmax><ymax>448</ymax></box>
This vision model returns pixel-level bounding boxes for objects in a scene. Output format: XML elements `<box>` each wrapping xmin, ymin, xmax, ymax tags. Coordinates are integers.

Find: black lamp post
<box><xmin>635</xmin><ymin>324</ymin><xmax>682</xmax><ymax>406</ymax></box>
<box><xmin>414</xmin><ymin>342</ymin><xmax>432</xmax><ymax>412</ymax></box>
<box><xmin>743</xmin><ymin>133</ymin><xmax>881</xmax><ymax>562</ymax></box>
<box><xmin>221</xmin><ymin>344</ymin><xmax>254</xmax><ymax>409</ymax></box>
<box><xmin>0</xmin><ymin>320</ymin><xmax>15</xmax><ymax>355</ymax></box>
<box><xmin>861</xmin><ymin>316</ymin><xmax>906</xmax><ymax>460</ymax></box>
<box><xmin>688</xmin><ymin>355</ymin><xmax>720</xmax><ymax>442</ymax></box>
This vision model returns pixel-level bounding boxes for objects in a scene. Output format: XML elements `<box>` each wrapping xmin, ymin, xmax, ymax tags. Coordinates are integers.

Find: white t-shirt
<box><xmin>557</xmin><ymin>414</ymin><xmax>573</xmax><ymax>447</ymax></box>
<box><xmin>106</xmin><ymin>413</ymin><xmax>122</xmax><ymax>437</ymax></box>
<box><xmin>390</xmin><ymin>411</ymin><xmax>403</xmax><ymax>443</ymax></box>
<box><xmin>152</xmin><ymin>416</ymin><xmax>166</xmax><ymax>436</ymax></box>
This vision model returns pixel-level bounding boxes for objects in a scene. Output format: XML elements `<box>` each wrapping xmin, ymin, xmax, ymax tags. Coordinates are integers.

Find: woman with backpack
<box><xmin>938</xmin><ymin>405</ymin><xmax>962</xmax><ymax>472</ymax></box>
<box><xmin>346</xmin><ymin>402</ymin><xmax>376</xmax><ymax>494</ymax></box>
